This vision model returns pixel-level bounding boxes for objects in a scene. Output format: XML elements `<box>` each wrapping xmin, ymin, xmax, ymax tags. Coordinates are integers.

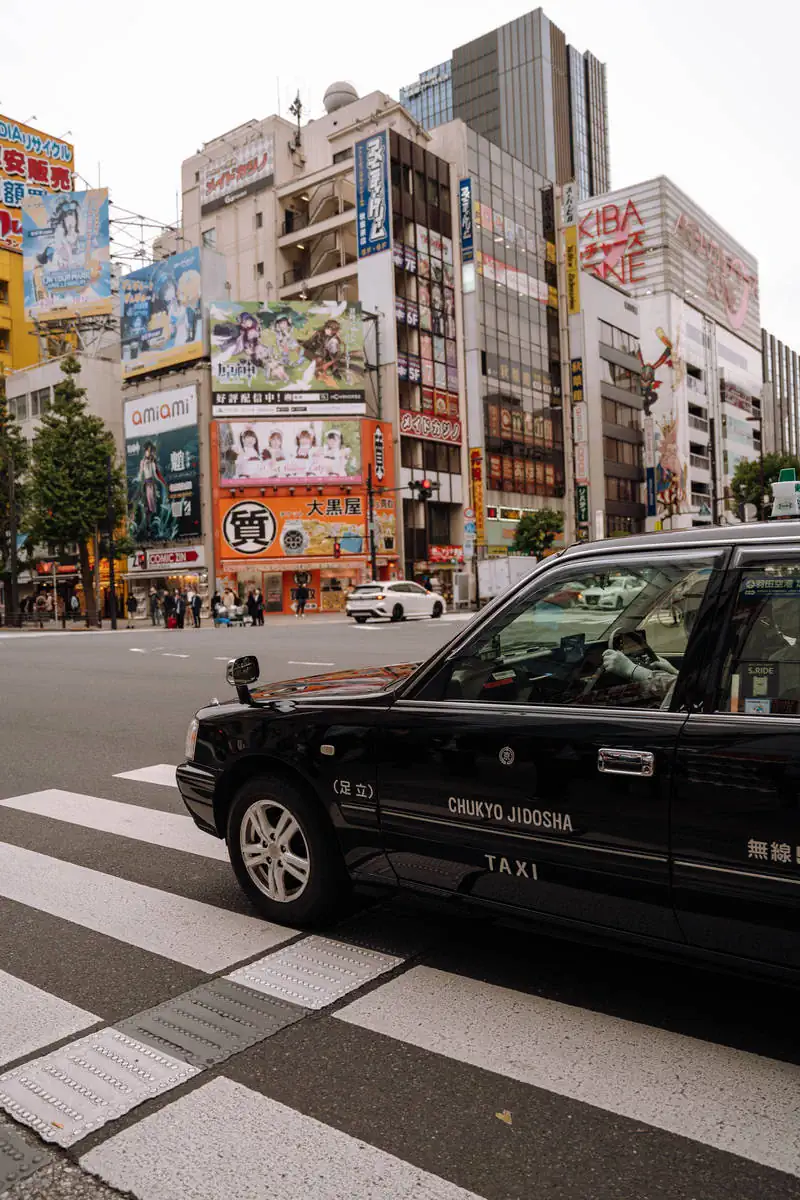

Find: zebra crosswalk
<box><xmin>0</xmin><ymin>767</ymin><xmax>797</xmax><ymax>1200</ymax></box>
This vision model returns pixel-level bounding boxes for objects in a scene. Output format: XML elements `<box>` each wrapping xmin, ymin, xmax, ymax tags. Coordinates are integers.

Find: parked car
<box><xmin>582</xmin><ymin>574</ymin><xmax>646</xmax><ymax>609</ymax></box>
<box><xmin>345</xmin><ymin>580</ymin><xmax>444</xmax><ymax>623</ymax></box>
<box><xmin>178</xmin><ymin>520</ymin><xmax>800</xmax><ymax>981</ymax></box>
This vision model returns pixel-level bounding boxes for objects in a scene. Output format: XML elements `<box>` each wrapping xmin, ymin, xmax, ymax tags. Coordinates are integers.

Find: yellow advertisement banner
<box><xmin>565</xmin><ymin>224</ymin><xmax>581</xmax><ymax>315</ymax></box>
<box><xmin>0</xmin><ymin>116</ymin><xmax>74</xmax><ymax>251</ymax></box>
<box><xmin>470</xmin><ymin>448</ymin><xmax>485</xmax><ymax>545</ymax></box>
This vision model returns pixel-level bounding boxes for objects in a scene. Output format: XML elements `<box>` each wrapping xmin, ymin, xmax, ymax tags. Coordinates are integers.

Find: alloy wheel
<box><xmin>239</xmin><ymin>799</ymin><xmax>311</xmax><ymax>903</ymax></box>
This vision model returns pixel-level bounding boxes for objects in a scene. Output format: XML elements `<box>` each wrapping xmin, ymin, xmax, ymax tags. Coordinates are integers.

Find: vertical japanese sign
<box><xmin>470</xmin><ymin>448</ymin><xmax>485</xmax><ymax>545</ymax></box>
<box><xmin>355</xmin><ymin>131</ymin><xmax>391</xmax><ymax>258</ymax></box>
<box><xmin>23</xmin><ymin>189</ymin><xmax>111</xmax><ymax>320</ymax></box>
<box><xmin>644</xmin><ymin>415</ymin><xmax>656</xmax><ymax>517</ymax></box>
<box><xmin>564</xmin><ymin>225</ymin><xmax>580</xmax><ymax>315</ymax></box>
<box><xmin>458</xmin><ymin>178</ymin><xmax>474</xmax><ymax>263</ymax></box>
<box><xmin>0</xmin><ymin>116</ymin><xmax>74</xmax><ymax>251</ymax></box>
<box><xmin>124</xmin><ymin>386</ymin><xmax>201</xmax><ymax>544</ymax></box>
<box><xmin>575</xmin><ymin>484</ymin><xmax>589</xmax><ymax>526</ymax></box>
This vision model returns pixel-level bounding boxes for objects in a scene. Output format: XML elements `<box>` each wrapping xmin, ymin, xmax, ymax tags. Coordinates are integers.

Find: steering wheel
<box><xmin>579</xmin><ymin>627</ymin><xmax>658</xmax><ymax>698</ymax></box>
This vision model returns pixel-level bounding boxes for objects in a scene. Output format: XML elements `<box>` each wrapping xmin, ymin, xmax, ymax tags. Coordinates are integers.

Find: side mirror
<box><xmin>226</xmin><ymin>655</ymin><xmax>260</xmax><ymax>704</ymax></box>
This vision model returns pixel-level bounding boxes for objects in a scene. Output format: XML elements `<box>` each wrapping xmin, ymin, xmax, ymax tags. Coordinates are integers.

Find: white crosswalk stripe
<box><xmin>0</xmin><ymin>790</ymin><xmax>227</xmax><ymax>860</ymax></box>
<box><xmin>0</xmin><ymin>841</ymin><xmax>294</xmax><ymax>972</ymax></box>
<box><xmin>0</xmin><ymin>763</ymin><xmax>796</xmax><ymax>1197</ymax></box>
<box><xmin>335</xmin><ymin>965</ymin><xmax>800</xmax><ymax>1178</ymax></box>
<box><xmin>81</xmin><ymin>1076</ymin><xmax>481</xmax><ymax>1200</ymax></box>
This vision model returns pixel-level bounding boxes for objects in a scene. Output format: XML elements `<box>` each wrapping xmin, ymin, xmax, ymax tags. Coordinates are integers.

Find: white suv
<box><xmin>346</xmin><ymin>581</ymin><xmax>444</xmax><ymax>624</ymax></box>
<box><xmin>582</xmin><ymin>575</ymin><xmax>645</xmax><ymax>610</ymax></box>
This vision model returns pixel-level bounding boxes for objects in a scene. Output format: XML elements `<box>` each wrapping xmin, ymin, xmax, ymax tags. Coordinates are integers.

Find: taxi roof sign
<box><xmin>770</xmin><ymin>468</ymin><xmax>800</xmax><ymax>518</ymax></box>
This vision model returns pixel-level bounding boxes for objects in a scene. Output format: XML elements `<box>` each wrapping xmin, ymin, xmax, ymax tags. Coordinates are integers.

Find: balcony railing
<box><xmin>688</xmin><ymin>415</ymin><xmax>709</xmax><ymax>433</ymax></box>
<box><xmin>282</xmin><ymin>211</ymin><xmax>309</xmax><ymax>236</ymax></box>
<box><xmin>691</xmin><ymin>492</ymin><xmax>711</xmax><ymax>508</ymax></box>
<box><xmin>690</xmin><ymin>453</ymin><xmax>711</xmax><ymax>470</ymax></box>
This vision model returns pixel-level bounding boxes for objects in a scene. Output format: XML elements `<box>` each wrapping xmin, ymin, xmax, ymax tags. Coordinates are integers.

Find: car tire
<box><xmin>227</xmin><ymin>774</ymin><xmax>349</xmax><ymax>926</ymax></box>
<box><xmin>354</xmin><ymin>615</ymin><xmax>368</xmax><ymax>624</ymax></box>
<box><xmin>391</xmin><ymin>603</ymin><xmax>404</xmax><ymax>622</ymax></box>
<box><xmin>431</xmin><ymin>601</ymin><xmax>444</xmax><ymax>619</ymax></box>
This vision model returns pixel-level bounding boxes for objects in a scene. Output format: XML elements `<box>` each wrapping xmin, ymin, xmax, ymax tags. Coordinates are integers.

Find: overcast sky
<box><xmin>3</xmin><ymin>0</ymin><xmax>796</xmax><ymax>343</ymax></box>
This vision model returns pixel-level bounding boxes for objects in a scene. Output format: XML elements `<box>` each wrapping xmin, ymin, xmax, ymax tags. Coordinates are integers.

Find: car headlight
<box><xmin>185</xmin><ymin>718</ymin><xmax>199</xmax><ymax>761</ymax></box>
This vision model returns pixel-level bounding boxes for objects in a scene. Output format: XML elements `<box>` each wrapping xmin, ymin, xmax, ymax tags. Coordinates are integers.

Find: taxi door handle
<box><xmin>598</xmin><ymin>748</ymin><xmax>655</xmax><ymax>777</ymax></box>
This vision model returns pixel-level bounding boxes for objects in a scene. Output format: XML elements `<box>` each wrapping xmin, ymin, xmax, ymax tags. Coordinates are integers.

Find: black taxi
<box><xmin>177</xmin><ymin>520</ymin><xmax>800</xmax><ymax>980</ymax></box>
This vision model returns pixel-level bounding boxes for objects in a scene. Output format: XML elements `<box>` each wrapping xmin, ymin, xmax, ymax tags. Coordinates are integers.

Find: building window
<box><xmin>333</xmin><ymin>147</ymin><xmax>353</xmax><ymax>164</ymax></box>
<box><xmin>602</xmin><ymin>397</ymin><xmax>640</xmax><ymax>429</ymax></box>
<box><xmin>194</xmin><ymin>171</ymin><xmax>200</xmax><ymax>183</ymax></box>
<box><xmin>0</xmin><ymin>279</ymin><xmax>8</xmax><ymax>305</ymax></box>
<box><xmin>256</xmin><ymin>262</ymin><xmax>264</xmax><ymax>277</ymax></box>
<box><xmin>201</xmin><ymin>228</ymin><xmax>217</xmax><ymax>249</ymax></box>
<box><xmin>255</xmin><ymin>212</ymin><xmax>263</xmax><ymax>229</ymax></box>
<box><xmin>30</xmin><ymin>386</ymin><xmax>50</xmax><ymax>417</ymax></box>
<box><xmin>599</xmin><ymin>319</ymin><xmax>639</xmax><ymax>357</ymax></box>
<box><xmin>10</xmin><ymin>394</ymin><xmax>28</xmax><ymax>420</ymax></box>
<box><xmin>600</xmin><ymin>359</ymin><xmax>641</xmax><ymax>395</ymax></box>
<box><xmin>603</xmin><ymin>437</ymin><xmax>642</xmax><ymax>467</ymax></box>
<box><xmin>0</xmin><ymin>328</ymin><xmax>9</xmax><ymax>354</ymax></box>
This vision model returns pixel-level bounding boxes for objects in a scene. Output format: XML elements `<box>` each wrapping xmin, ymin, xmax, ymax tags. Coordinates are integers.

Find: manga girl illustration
<box><xmin>137</xmin><ymin>442</ymin><xmax>167</xmax><ymax>536</ymax></box>
<box><xmin>152</xmin><ymin>262</ymin><xmax>197</xmax><ymax>348</ymax></box>
<box><xmin>302</xmin><ymin>319</ymin><xmax>347</xmax><ymax>386</ymax></box>
<box><xmin>51</xmin><ymin>198</ymin><xmax>82</xmax><ymax>269</ymax></box>
<box><xmin>214</xmin><ymin>311</ymin><xmax>267</xmax><ymax>368</ymax></box>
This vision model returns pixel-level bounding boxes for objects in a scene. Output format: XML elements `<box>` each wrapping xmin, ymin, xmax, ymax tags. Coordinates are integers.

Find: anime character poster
<box><xmin>120</xmin><ymin>249</ymin><xmax>203</xmax><ymax>379</ymax></box>
<box><xmin>22</xmin><ymin>189</ymin><xmax>111</xmax><ymax>320</ymax></box>
<box><xmin>209</xmin><ymin>301</ymin><xmax>366</xmax><ymax>412</ymax></box>
<box><xmin>217</xmin><ymin>418</ymin><xmax>363</xmax><ymax>486</ymax></box>
<box><xmin>124</xmin><ymin>387</ymin><xmax>201</xmax><ymax>543</ymax></box>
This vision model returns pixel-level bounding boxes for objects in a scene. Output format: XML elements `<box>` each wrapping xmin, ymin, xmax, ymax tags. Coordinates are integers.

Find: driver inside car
<box><xmin>600</xmin><ymin>646</ymin><xmax>679</xmax><ymax>701</ymax></box>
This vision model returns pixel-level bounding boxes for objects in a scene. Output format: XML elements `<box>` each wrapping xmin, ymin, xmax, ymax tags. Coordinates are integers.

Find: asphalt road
<box><xmin>0</xmin><ymin>614</ymin><xmax>798</xmax><ymax>1200</ymax></box>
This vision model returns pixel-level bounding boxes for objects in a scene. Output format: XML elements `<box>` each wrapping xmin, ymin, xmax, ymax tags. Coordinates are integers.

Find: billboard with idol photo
<box><xmin>23</xmin><ymin>189</ymin><xmax>111</xmax><ymax>320</ymax></box>
<box><xmin>124</xmin><ymin>386</ymin><xmax>201</xmax><ymax>543</ymax></box>
<box><xmin>120</xmin><ymin>249</ymin><xmax>203</xmax><ymax>379</ymax></box>
<box><xmin>217</xmin><ymin>418</ymin><xmax>363</xmax><ymax>486</ymax></box>
<box><xmin>209</xmin><ymin>301</ymin><xmax>366</xmax><ymax>413</ymax></box>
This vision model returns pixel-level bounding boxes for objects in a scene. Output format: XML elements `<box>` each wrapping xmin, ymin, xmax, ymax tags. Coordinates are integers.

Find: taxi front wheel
<box><xmin>227</xmin><ymin>775</ymin><xmax>349</xmax><ymax>926</ymax></box>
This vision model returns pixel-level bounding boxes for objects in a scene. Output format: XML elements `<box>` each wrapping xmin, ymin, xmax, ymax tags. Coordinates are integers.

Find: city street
<box><xmin>0</xmin><ymin>615</ymin><xmax>797</xmax><ymax>1200</ymax></box>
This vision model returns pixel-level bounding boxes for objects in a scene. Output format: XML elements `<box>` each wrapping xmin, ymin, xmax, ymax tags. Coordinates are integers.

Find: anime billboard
<box><xmin>209</xmin><ymin>301</ymin><xmax>366</xmax><ymax>415</ymax></box>
<box><xmin>22</xmin><ymin>189</ymin><xmax>111</xmax><ymax>320</ymax></box>
<box><xmin>217</xmin><ymin>418</ymin><xmax>363</xmax><ymax>486</ymax></box>
<box><xmin>120</xmin><ymin>249</ymin><xmax>203</xmax><ymax>379</ymax></box>
<box><xmin>124</xmin><ymin>386</ymin><xmax>201</xmax><ymax>543</ymax></box>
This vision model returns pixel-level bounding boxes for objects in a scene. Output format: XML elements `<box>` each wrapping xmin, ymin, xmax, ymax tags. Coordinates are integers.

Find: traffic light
<box><xmin>411</xmin><ymin>479</ymin><xmax>437</xmax><ymax>501</ymax></box>
<box><xmin>333</xmin><ymin>539</ymin><xmax>341</xmax><ymax>559</ymax></box>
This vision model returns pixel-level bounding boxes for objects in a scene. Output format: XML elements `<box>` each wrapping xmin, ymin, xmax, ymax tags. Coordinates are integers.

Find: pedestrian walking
<box><xmin>191</xmin><ymin>591</ymin><xmax>202</xmax><ymax>628</ymax></box>
<box><xmin>295</xmin><ymin>582</ymin><xmax>309</xmax><ymax>619</ymax></box>
<box><xmin>69</xmin><ymin>593</ymin><xmax>80</xmax><ymax>621</ymax></box>
<box><xmin>246</xmin><ymin>590</ymin><xmax>258</xmax><ymax>624</ymax></box>
<box><xmin>175</xmin><ymin>590</ymin><xmax>186</xmax><ymax>630</ymax></box>
<box><xmin>149</xmin><ymin>586</ymin><xmax>161</xmax><ymax>626</ymax></box>
<box><xmin>126</xmin><ymin>592</ymin><xmax>138</xmax><ymax>629</ymax></box>
<box><xmin>163</xmin><ymin>590</ymin><xmax>176</xmax><ymax>629</ymax></box>
<box><xmin>254</xmin><ymin>589</ymin><xmax>265</xmax><ymax>626</ymax></box>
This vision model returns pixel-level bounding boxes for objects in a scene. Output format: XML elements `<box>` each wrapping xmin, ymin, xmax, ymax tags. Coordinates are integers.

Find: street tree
<box><xmin>27</xmin><ymin>356</ymin><xmax>126</xmax><ymax>624</ymax></box>
<box><xmin>730</xmin><ymin>453</ymin><xmax>800</xmax><ymax>519</ymax></box>
<box><xmin>0</xmin><ymin>392</ymin><xmax>29</xmax><ymax>620</ymax></box>
<box><xmin>510</xmin><ymin>509</ymin><xmax>564</xmax><ymax>558</ymax></box>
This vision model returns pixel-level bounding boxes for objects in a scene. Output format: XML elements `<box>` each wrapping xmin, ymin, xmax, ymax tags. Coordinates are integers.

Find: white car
<box><xmin>346</xmin><ymin>581</ymin><xmax>445</xmax><ymax>624</ymax></box>
<box><xmin>582</xmin><ymin>575</ymin><xmax>645</xmax><ymax>610</ymax></box>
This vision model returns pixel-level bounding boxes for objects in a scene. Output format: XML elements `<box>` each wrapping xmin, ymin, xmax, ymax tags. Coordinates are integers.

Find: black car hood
<box><xmin>249</xmin><ymin>661</ymin><xmax>420</xmax><ymax>703</ymax></box>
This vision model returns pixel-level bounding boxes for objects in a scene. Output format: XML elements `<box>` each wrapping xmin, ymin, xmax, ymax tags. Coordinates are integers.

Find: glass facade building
<box><xmin>466</xmin><ymin>128</ymin><xmax>564</xmax><ymax>503</ymax></box>
<box><xmin>762</xmin><ymin>330</ymin><xmax>800</xmax><ymax>456</ymax></box>
<box><xmin>399</xmin><ymin>8</ymin><xmax>610</xmax><ymax>198</ymax></box>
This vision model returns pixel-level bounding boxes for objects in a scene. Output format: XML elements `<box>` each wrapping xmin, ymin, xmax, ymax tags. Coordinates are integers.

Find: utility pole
<box><xmin>106</xmin><ymin>454</ymin><xmax>117</xmax><ymax>630</ymax></box>
<box><xmin>709</xmin><ymin>416</ymin><xmax>720</xmax><ymax>524</ymax></box>
<box><xmin>366</xmin><ymin>462</ymin><xmax>378</xmax><ymax>581</ymax></box>
<box><xmin>8</xmin><ymin>450</ymin><xmax>19</xmax><ymax>626</ymax></box>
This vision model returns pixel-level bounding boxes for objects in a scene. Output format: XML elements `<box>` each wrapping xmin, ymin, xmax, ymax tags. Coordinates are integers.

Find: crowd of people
<box><xmin>144</xmin><ymin>586</ymin><xmax>203</xmax><ymax>629</ymax></box>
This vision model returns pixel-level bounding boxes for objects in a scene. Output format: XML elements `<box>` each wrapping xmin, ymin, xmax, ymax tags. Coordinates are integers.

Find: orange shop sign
<box><xmin>218</xmin><ymin>494</ymin><xmax>367</xmax><ymax>560</ymax></box>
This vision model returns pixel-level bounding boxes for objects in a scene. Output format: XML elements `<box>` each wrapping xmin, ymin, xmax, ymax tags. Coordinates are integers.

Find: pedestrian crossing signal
<box><xmin>770</xmin><ymin>469</ymin><xmax>800</xmax><ymax>519</ymax></box>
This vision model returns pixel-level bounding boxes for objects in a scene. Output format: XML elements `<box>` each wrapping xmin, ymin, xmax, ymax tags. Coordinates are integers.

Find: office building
<box><xmin>573</xmin><ymin>177</ymin><xmax>763</xmax><ymax>533</ymax></box>
<box><xmin>400</xmin><ymin>8</ymin><xmax>610</xmax><ymax>198</ymax></box>
<box><xmin>761</xmin><ymin>331</ymin><xmax>799</xmax><ymax>456</ymax></box>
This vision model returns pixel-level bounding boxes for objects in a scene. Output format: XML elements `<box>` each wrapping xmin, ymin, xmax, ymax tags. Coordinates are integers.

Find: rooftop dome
<box><xmin>323</xmin><ymin>81</ymin><xmax>359</xmax><ymax>114</ymax></box>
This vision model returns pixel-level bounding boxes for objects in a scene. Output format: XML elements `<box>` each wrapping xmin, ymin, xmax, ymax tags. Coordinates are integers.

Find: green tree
<box><xmin>27</xmin><ymin>357</ymin><xmax>126</xmax><ymax>624</ymax></box>
<box><xmin>0</xmin><ymin>390</ymin><xmax>29</xmax><ymax>620</ymax></box>
<box><xmin>730</xmin><ymin>453</ymin><xmax>800</xmax><ymax>520</ymax></box>
<box><xmin>510</xmin><ymin>508</ymin><xmax>564</xmax><ymax>558</ymax></box>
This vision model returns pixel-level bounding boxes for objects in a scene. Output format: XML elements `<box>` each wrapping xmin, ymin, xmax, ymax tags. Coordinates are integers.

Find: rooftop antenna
<box><xmin>288</xmin><ymin>92</ymin><xmax>303</xmax><ymax>151</ymax></box>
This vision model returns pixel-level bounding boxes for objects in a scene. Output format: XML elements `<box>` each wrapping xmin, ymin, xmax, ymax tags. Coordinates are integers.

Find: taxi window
<box><xmin>718</xmin><ymin>563</ymin><xmax>800</xmax><ymax>716</ymax></box>
<box><xmin>426</xmin><ymin>556</ymin><xmax>716</xmax><ymax>709</ymax></box>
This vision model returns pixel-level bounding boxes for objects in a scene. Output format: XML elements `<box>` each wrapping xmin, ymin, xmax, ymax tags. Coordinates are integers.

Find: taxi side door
<box><xmin>671</xmin><ymin>548</ymin><xmax>800</xmax><ymax>970</ymax></box>
<box><xmin>377</xmin><ymin>550</ymin><xmax>725</xmax><ymax>941</ymax></box>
